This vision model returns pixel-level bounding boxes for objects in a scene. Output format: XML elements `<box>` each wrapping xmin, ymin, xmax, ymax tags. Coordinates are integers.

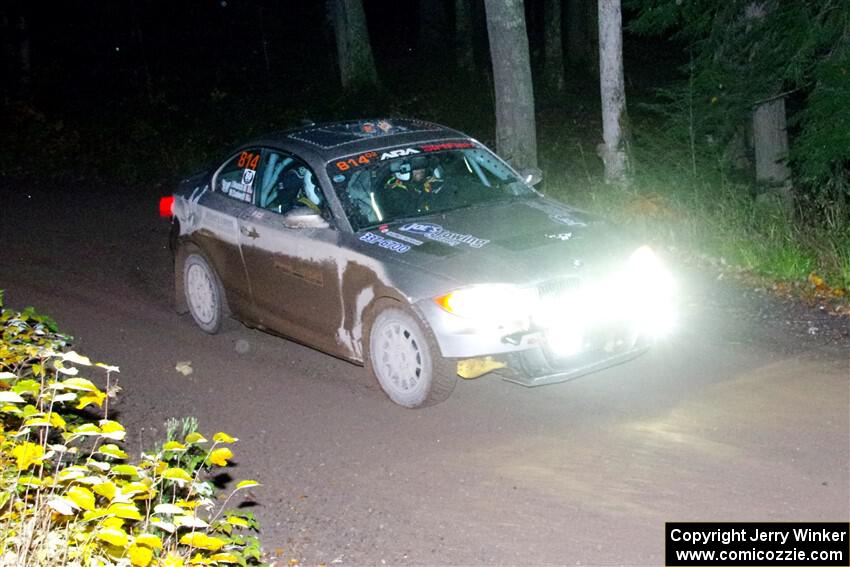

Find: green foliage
<box><xmin>613</xmin><ymin>0</ymin><xmax>850</xmax><ymax>288</ymax></box>
<box><xmin>627</xmin><ymin>0</ymin><xmax>850</xmax><ymax>205</ymax></box>
<box><xmin>559</xmin><ymin>173</ymin><xmax>849</xmax><ymax>289</ymax></box>
<box><xmin>0</xmin><ymin>296</ymin><xmax>266</xmax><ymax>566</ymax></box>
<box><xmin>792</xmin><ymin>37</ymin><xmax>850</xmax><ymax>220</ymax></box>
<box><xmin>544</xmin><ymin>113</ymin><xmax>850</xmax><ymax>292</ymax></box>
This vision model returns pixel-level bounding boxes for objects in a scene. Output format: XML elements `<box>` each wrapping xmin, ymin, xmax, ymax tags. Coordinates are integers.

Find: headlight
<box><xmin>435</xmin><ymin>285</ymin><xmax>536</xmax><ymax>325</ymax></box>
<box><xmin>628</xmin><ymin>246</ymin><xmax>674</xmax><ymax>291</ymax></box>
<box><xmin>623</xmin><ymin>245</ymin><xmax>677</xmax><ymax>337</ymax></box>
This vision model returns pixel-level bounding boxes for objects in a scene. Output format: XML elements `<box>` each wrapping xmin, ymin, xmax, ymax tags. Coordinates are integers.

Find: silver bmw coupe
<box><xmin>163</xmin><ymin>119</ymin><xmax>675</xmax><ymax>407</ymax></box>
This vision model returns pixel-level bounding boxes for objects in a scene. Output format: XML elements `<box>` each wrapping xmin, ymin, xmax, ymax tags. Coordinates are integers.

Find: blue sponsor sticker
<box><xmin>399</xmin><ymin>222</ymin><xmax>443</xmax><ymax>236</ymax></box>
<box><xmin>399</xmin><ymin>222</ymin><xmax>489</xmax><ymax>248</ymax></box>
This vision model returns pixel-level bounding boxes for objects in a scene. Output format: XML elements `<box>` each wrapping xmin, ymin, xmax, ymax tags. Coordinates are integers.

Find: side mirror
<box><xmin>282</xmin><ymin>206</ymin><xmax>330</xmax><ymax>229</ymax></box>
<box><xmin>519</xmin><ymin>167</ymin><xmax>543</xmax><ymax>186</ymax></box>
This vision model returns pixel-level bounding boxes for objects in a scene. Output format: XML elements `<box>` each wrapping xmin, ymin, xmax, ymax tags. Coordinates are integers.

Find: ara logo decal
<box><xmin>380</xmin><ymin>148</ymin><xmax>420</xmax><ymax>160</ymax></box>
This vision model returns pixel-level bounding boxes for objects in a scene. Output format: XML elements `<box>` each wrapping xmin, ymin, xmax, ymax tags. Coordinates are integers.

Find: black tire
<box><xmin>366</xmin><ymin>306</ymin><xmax>457</xmax><ymax>408</ymax></box>
<box><xmin>183</xmin><ymin>252</ymin><xmax>227</xmax><ymax>334</ymax></box>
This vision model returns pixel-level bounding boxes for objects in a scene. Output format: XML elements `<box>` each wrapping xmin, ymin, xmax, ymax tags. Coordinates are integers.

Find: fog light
<box><xmin>546</xmin><ymin>325</ymin><xmax>584</xmax><ymax>357</ymax></box>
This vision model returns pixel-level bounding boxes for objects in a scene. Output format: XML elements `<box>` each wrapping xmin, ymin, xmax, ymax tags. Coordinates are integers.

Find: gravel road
<box><xmin>1</xmin><ymin>176</ymin><xmax>847</xmax><ymax>566</ymax></box>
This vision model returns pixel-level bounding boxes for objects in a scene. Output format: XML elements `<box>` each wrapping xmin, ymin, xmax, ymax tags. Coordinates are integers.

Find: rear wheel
<box><xmin>367</xmin><ymin>306</ymin><xmax>457</xmax><ymax>408</ymax></box>
<box><xmin>183</xmin><ymin>252</ymin><xmax>227</xmax><ymax>334</ymax></box>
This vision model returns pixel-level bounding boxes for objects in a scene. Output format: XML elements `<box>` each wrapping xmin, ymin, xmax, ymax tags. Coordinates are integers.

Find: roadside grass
<box><xmin>544</xmin><ymin>150</ymin><xmax>850</xmax><ymax>296</ymax></box>
<box><xmin>534</xmin><ymin>91</ymin><xmax>850</xmax><ymax>299</ymax></box>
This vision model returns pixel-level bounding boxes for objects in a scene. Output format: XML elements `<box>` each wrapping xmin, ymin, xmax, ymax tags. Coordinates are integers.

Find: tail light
<box><xmin>159</xmin><ymin>196</ymin><xmax>174</xmax><ymax>217</ymax></box>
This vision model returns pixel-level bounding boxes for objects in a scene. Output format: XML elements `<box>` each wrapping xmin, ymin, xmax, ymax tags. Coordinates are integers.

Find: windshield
<box><xmin>327</xmin><ymin>144</ymin><xmax>534</xmax><ymax>231</ymax></box>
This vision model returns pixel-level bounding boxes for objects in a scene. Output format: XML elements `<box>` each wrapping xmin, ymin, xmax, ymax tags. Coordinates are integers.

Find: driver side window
<box><xmin>214</xmin><ymin>149</ymin><xmax>262</xmax><ymax>204</ymax></box>
<box><xmin>256</xmin><ymin>151</ymin><xmax>328</xmax><ymax>218</ymax></box>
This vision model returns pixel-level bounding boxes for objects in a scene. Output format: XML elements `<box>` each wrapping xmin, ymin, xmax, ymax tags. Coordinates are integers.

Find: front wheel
<box><xmin>367</xmin><ymin>306</ymin><xmax>457</xmax><ymax>408</ymax></box>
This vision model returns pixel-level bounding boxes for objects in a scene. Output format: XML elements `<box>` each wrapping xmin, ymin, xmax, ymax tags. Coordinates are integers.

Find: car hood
<box><xmin>366</xmin><ymin>197</ymin><xmax>636</xmax><ymax>292</ymax></box>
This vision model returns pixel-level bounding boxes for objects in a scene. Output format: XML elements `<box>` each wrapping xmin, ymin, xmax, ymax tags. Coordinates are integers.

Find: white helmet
<box><xmin>393</xmin><ymin>162</ymin><xmax>412</xmax><ymax>182</ymax></box>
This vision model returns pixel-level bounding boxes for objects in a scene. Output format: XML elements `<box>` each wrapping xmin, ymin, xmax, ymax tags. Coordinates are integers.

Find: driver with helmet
<box><xmin>295</xmin><ymin>167</ymin><xmax>323</xmax><ymax>212</ymax></box>
<box><xmin>383</xmin><ymin>157</ymin><xmax>442</xmax><ymax>215</ymax></box>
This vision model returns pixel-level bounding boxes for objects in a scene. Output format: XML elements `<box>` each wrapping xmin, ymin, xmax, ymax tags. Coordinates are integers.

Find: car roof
<box><xmin>252</xmin><ymin>118</ymin><xmax>473</xmax><ymax>162</ymax></box>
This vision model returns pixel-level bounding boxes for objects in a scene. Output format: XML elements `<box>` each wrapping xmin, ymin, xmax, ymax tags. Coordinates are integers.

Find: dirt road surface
<box><xmin>1</xmin><ymin>179</ymin><xmax>848</xmax><ymax>566</ymax></box>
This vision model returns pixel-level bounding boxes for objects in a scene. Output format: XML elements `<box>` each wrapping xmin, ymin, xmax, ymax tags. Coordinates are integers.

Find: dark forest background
<box><xmin>1</xmin><ymin>0</ymin><xmax>848</xmax><ymax>294</ymax></box>
<box><xmin>0</xmin><ymin>0</ymin><xmax>680</xmax><ymax>176</ymax></box>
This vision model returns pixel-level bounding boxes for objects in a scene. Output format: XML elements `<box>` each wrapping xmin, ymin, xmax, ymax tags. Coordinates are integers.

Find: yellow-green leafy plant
<box><xmin>0</xmin><ymin>292</ymin><xmax>265</xmax><ymax>566</ymax></box>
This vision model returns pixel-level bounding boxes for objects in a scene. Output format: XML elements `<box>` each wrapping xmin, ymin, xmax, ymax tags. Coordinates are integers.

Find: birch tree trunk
<box><xmin>597</xmin><ymin>0</ymin><xmax>629</xmax><ymax>185</ymax></box>
<box><xmin>566</xmin><ymin>0</ymin><xmax>586</xmax><ymax>67</ymax></box>
<box><xmin>328</xmin><ymin>0</ymin><xmax>378</xmax><ymax>90</ymax></box>
<box><xmin>745</xmin><ymin>2</ymin><xmax>792</xmax><ymax>205</ymax></box>
<box><xmin>484</xmin><ymin>0</ymin><xmax>538</xmax><ymax>169</ymax></box>
<box><xmin>543</xmin><ymin>0</ymin><xmax>564</xmax><ymax>92</ymax></box>
<box><xmin>753</xmin><ymin>97</ymin><xmax>791</xmax><ymax>196</ymax></box>
<box><xmin>455</xmin><ymin>0</ymin><xmax>475</xmax><ymax>72</ymax></box>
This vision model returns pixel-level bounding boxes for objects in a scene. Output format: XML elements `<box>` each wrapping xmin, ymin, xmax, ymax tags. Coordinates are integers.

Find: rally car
<box><xmin>162</xmin><ymin>118</ymin><xmax>675</xmax><ymax>407</ymax></box>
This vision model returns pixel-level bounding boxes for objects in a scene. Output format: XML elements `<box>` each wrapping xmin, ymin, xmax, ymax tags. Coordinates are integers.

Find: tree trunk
<box><xmin>753</xmin><ymin>97</ymin><xmax>791</xmax><ymax>193</ymax></box>
<box><xmin>543</xmin><ymin>0</ymin><xmax>564</xmax><ymax>91</ymax></box>
<box><xmin>566</xmin><ymin>0</ymin><xmax>586</xmax><ymax>67</ymax></box>
<box><xmin>420</xmin><ymin>0</ymin><xmax>448</xmax><ymax>55</ymax></box>
<box><xmin>597</xmin><ymin>0</ymin><xmax>629</xmax><ymax>185</ymax></box>
<box><xmin>484</xmin><ymin>0</ymin><xmax>538</xmax><ymax>170</ymax></box>
<box><xmin>1</xmin><ymin>10</ymin><xmax>11</xmax><ymax>103</ymax></box>
<box><xmin>16</xmin><ymin>11</ymin><xmax>30</xmax><ymax>97</ymax></box>
<box><xmin>130</xmin><ymin>0</ymin><xmax>155</xmax><ymax>102</ymax></box>
<box><xmin>256</xmin><ymin>4</ymin><xmax>272</xmax><ymax>90</ymax></box>
<box><xmin>328</xmin><ymin>0</ymin><xmax>378</xmax><ymax>90</ymax></box>
<box><xmin>745</xmin><ymin>2</ymin><xmax>792</xmax><ymax>205</ymax></box>
<box><xmin>455</xmin><ymin>0</ymin><xmax>475</xmax><ymax>72</ymax></box>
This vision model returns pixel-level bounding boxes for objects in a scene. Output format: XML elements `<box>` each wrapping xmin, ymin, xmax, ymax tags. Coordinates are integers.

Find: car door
<box><xmin>190</xmin><ymin>149</ymin><xmax>261</xmax><ymax>319</ymax></box>
<box><xmin>237</xmin><ymin>150</ymin><xmax>348</xmax><ymax>357</ymax></box>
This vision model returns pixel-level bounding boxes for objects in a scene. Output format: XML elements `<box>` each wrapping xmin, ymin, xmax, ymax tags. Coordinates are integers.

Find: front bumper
<box><xmin>417</xmin><ymin>298</ymin><xmax>544</xmax><ymax>358</ymax></box>
<box><xmin>416</xmin><ymin>294</ymin><xmax>659</xmax><ymax>387</ymax></box>
<box><xmin>500</xmin><ymin>340</ymin><xmax>649</xmax><ymax>387</ymax></box>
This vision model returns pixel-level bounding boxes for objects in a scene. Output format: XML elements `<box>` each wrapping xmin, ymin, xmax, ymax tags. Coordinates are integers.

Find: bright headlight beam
<box><xmin>435</xmin><ymin>285</ymin><xmax>536</xmax><ymax>324</ymax></box>
<box><xmin>434</xmin><ymin>247</ymin><xmax>677</xmax><ymax>344</ymax></box>
<box><xmin>624</xmin><ymin>246</ymin><xmax>677</xmax><ymax>338</ymax></box>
